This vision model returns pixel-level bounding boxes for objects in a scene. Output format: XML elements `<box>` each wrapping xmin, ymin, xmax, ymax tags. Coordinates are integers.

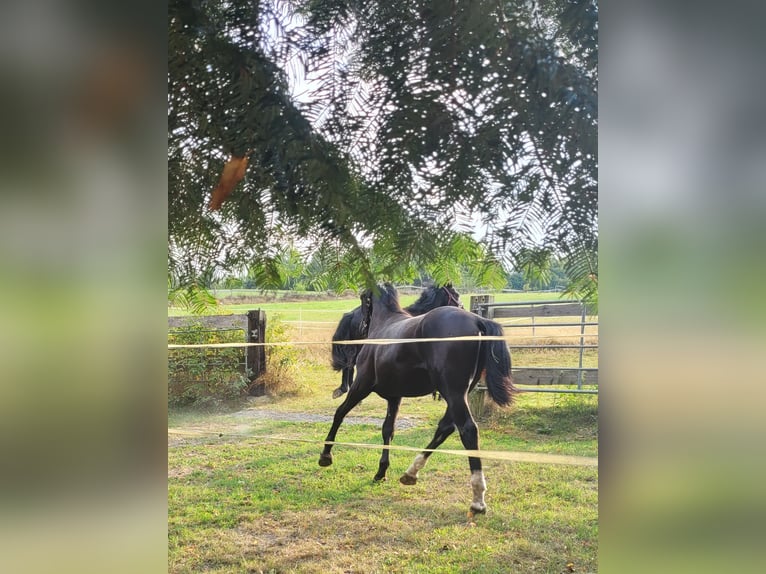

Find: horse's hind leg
<box><xmin>319</xmin><ymin>380</ymin><xmax>372</xmax><ymax>467</ymax></box>
<box><xmin>450</xmin><ymin>400</ymin><xmax>487</xmax><ymax>514</ymax></box>
<box><xmin>400</xmin><ymin>408</ymin><xmax>455</xmax><ymax>485</ymax></box>
<box><xmin>374</xmin><ymin>397</ymin><xmax>401</xmax><ymax>481</ymax></box>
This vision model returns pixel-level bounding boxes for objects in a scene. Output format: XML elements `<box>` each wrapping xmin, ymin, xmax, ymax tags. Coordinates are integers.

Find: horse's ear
<box><xmin>445</xmin><ymin>282</ymin><xmax>453</xmax><ymax>288</ymax></box>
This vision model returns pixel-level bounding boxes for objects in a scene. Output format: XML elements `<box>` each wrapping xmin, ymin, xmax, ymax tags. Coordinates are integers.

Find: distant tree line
<box><xmin>207</xmin><ymin>243</ymin><xmax>572</xmax><ymax>294</ymax></box>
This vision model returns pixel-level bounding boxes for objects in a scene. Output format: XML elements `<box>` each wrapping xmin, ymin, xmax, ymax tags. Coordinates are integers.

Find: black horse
<box><xmin>330</xmin><ymin>283</ymin><xmax>462</xmax><ymax>399</ymax></box>
<box><xmin>319</xmin><ymin>283</ymin><xmax>515</xmax><ymax>514</ymax></box>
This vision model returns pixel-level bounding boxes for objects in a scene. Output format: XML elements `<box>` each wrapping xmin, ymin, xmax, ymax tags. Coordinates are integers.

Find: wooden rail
<box><xmin>168</xmin><ymin>310</ymin><xmax>267</xmax><ymax>392</ymax></box>
<box><xmin>469</xmin><ymin>296</ymin><xmax>598</xmax><ymax>413</ymax></box>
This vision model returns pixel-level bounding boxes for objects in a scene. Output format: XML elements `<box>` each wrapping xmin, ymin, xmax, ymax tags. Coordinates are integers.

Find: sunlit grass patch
<box><xmin>169</xmin><ymin>390</ymin><xmax>597</xmax><ymax>573</ymax></box>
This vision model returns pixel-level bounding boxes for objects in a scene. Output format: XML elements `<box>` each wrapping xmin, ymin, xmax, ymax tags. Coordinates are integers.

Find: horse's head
<box><xmin>442</xmin><ymin>283</ymin><xmax>463</xmax><ymax>309</ymax></box>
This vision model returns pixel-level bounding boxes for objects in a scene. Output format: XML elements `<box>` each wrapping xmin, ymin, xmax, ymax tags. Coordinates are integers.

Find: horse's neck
<box><xmin>406</xmin><ymin>297</ymin><xmax>441</xmax><ymax>315</ymax></box>
<box><xmin>369</xmin><ymin>306</ymin><xmax>409</xmax><ymax>335</ymax></box>
<box><xmin>404</xmin><ymin>300</ymin><xmax>427</xmax><ymax>315</ymax></box>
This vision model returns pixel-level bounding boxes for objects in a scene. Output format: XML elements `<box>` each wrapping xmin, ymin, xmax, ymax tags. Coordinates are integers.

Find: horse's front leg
<box><xmin>373</xmin><ymin>397</ymin><xmax>401</xmax><ymax>481</ymax></box>
<box><xmin>319</xmin><ymin>380</ymin><xmax>371</xmax><ymax>466</ymax></box>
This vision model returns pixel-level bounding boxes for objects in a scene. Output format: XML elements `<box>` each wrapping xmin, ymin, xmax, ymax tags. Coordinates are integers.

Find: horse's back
<box><xmin>356</xmin><ymin>316</ymin><xmax>428</xmax><ymax>383</ymax></box>
<box><xmin>414</xmin><ymin>307</ymin><xmax>485</xmax><ymax>379</ymax></box>
<box><xmin>417</xmin><ymin>306</ymin><xmax>479</xmax><ymax>337</ymax></box>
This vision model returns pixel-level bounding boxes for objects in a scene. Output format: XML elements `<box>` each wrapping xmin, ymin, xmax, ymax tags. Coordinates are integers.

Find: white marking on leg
<box><xmin>404</xmin><ymin>453</ymin><xmax>427</xmax><ymax>479</ymax></box>
<box><xmin>470</xmin><ymin>470</ymin><xmax>487</xmax><ymax>512</ymax></box>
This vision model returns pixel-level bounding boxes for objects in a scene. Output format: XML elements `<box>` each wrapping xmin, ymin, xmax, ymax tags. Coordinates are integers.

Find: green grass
<box><xmin>168</xmin><ymin>290</ymin><xmax>579</xmax><ymax>319</ymax></box>
<box><xmin>169</xmin><ymin>363</ymin><xmax>598</xmax><ymax>573</ymax></box>
<box><xmin>168</xmin><ymin>291</ymin><xmax>598</xmax><ymax>572</ymax></box>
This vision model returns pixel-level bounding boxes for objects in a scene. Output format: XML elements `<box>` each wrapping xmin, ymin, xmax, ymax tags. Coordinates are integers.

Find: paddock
<box><xmin>168</xmin><ymin>292</ymin><xmax>598</xmax><ymax>573</ymax></box>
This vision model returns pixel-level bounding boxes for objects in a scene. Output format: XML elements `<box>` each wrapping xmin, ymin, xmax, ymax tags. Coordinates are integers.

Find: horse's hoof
<box><xmin>399</xmin><ymin>474</ymin><xmax>417</xmax><ymax>485</ymax></box>
<box><xmin>318</xmin><ymin>453</ymin><xmax>333</xmax><ymax>467</ymax></box>
<box><xmin>373</xmin><ymin>474</ymin><xmax>388</xmax><ymax>482</ymax></box>
<box><xmin>332</xmin><ymin>388</ymin><xmax>344</xmax><ymax>399</ymax></box>
<box><xmin>469</xmin><ymin>503</ymin><xmax>487</xmax><ymax>515</ymax></box>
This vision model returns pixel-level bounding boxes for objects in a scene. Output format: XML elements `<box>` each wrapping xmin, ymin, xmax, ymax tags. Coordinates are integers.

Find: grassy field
<box><xmin>168</xmin><ymin>289</ymin><xmax>598</xmax><ymax>369</ymax></box>
<box><xmin>169</xmin><ymin>365</ymin><xmax>598</xmax><ymax>572</ymax></box>
<box><xmin>168</xmin><ymin>291</ymin><xmax>598</xmax><ymax>572</ymax></box>
<box><xmin>168</xmin><ymin>290</ymin><xmax>577</xmax><ymax>319</ymax></box>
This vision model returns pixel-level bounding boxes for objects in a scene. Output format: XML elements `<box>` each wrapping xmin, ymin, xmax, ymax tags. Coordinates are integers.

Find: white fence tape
<box><xmin>168</xmin><ymin>429</ymin><xmax>598</xmax><ymax>467</ymax></box>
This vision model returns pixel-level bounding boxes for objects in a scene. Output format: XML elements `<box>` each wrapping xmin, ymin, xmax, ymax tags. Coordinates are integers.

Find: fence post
<box><xmin>258</xmin><ymin>310</ymin><xmax>267</xmax><ymax>376</ymax></box>
<box><xmin>577</xmin><ymin>303</ymin><xmax>586</xmax><ymax>389</ymax></box>
<box><xmin>246</xmin><ymin>309</ymin><xmax>267</xmax><ymax>395</ymax></box>
<box><xmin>470</xmin><ymin>294</ymin><xmax>494</xmax><ymax>317</ymax></box>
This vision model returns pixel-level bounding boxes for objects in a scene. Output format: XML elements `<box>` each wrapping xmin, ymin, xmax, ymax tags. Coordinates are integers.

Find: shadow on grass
<box><xmin>169</xmin><ymin>421</ymin><xmax>598</xmax><ymax>574</ymax></box>
<box><xmin>485</xmin><ymin>393</ymin><xmax>598</xmax><ymax>440</ymax></box>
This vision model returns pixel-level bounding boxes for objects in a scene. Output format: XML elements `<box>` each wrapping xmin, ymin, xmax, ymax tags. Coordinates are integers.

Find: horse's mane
<box><xmin>404</xmin><ymin>285</ymin><xmax>440</xmax><ymax>314</ymax></box>
<box><xmin>405</xmin><ymin>283</ymin><xmax>459</xmax><ymax>314</ymax></box>
<box><xmin>376</xmin><ymin>282</ymin><xmax>405</xmax><ymax>314</ymax></box>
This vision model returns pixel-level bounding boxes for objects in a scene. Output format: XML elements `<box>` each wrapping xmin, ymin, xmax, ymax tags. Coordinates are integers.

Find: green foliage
<box><xmin>424</xmin><ymin>234</ymin><xmax>507</xmax><ymax>290</ymax></box>
<box><xmin>507</xmin><ymin>270</ymin><xmax>525</xmax><ymax>290</ymax></box>
<box><xmin>563</xmin><ymin>263</ymin><xmax>598</xmax><ymax>313</ymax></box>
<box><xmin>168</xmin><ymin>0</ymin><xmax>598</xmax><ymax>302</ymax></box>
<box><xmin>511</xmin><ymin>247</ymin><xmax>591</xmax><ymax>294</ymax></box>
<box><xmin>246</xmin><ymin>245</ymin><xmax>309</xmax><ymax>291</ymax></box>
<box><xmin>221</xmin><ymin>276</ymin><xmax>244</xmax><ymax>289</ymax></box>
<box><xmin>168</xmin><ymin>279</ymin><xmax>220</xmax><ymax>315</ymax></box>
<box><xmin>303</xmin><ymin>241</ymin><xmax>362</xmax><ymax>292</ymax></box>
<box><xmin>229</xmin><ymin>232</ymin><xmax>508</xmax><ymax>292</ymax></box>
<box><xmin>167</xmin><ymin>324</ymin><xmax>249</xmax><ymax>407</ymax></box>
<box><xmin>517</xmin><ymin>246</ymin><xmax>554</xmax><ymax>290</ymax></box>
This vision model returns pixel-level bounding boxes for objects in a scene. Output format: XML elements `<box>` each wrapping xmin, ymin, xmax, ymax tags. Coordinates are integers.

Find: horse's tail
<box><xmin>477</xmin><ymin>318</ymin><xmax>516</xmax><ymax>406</ymax></box>
<box><xmin>330</xmin><ymin>343</ymin><xmax>347</xmax><ymax>371</ymax></box>
<box><xmin>331</xmin><ymin>310</ymin><xmax>360</xmax><ymax>371</ymax></box>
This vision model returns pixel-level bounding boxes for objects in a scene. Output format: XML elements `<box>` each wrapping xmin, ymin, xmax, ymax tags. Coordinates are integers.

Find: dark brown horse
<box><xmin>330</xmin><ymin>284</ymin><xmax>461</xmax><ymax>399</ymax></box>
<box><xmin>319</xmin><ymin>283</ymin><xmax>515</xmax><ymax>514</ymax></box>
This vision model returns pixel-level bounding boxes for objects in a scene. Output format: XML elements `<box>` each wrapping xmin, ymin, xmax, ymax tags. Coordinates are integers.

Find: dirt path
<box><xmin>231</xmin><ymin>408</ymin><xmax>419</xmax><ymax>429</ymax></box>
<box><xmin>168</xmin><ymin>407</ymin><xmax>422</xmax><ymax>447</ymax></box>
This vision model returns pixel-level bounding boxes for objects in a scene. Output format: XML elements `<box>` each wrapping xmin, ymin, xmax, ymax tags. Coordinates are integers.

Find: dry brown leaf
<box><xmin>209</xmin><ymin>154</ymin><xmax>249</xmax><ymax>210</ymax></box>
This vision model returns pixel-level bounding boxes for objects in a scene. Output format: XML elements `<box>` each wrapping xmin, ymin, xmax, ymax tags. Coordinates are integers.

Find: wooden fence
<box><xmin>469</xmin><ymin>296</ymin><xmax>598</xmax><ymax>414</ymax></box>
<box><xmin>168</xmin><ymin>310</ymin><xmax>267</xmax><ymax>394</ymax></box>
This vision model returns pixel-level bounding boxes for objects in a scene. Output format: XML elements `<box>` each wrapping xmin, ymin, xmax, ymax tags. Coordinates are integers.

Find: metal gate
<box><xmin>470</xmin><ymin>296</ymin><xmax>598</xmax><ymax>397</ymax></box>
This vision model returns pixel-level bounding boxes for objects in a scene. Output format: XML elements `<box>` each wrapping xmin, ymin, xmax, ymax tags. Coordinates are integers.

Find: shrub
<box><xmin>168</xmin><ymin>323</ymin><xmax>249</xmax><ymax>408</ymax></box>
